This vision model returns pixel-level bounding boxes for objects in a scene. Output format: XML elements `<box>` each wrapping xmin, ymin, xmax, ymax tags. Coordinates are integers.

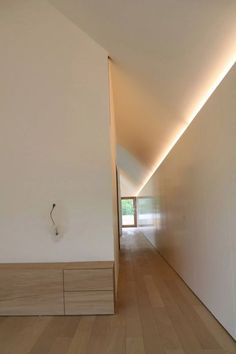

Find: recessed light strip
<box><xmin>135</xmin><ymin>55</ymin><xmax>236</xmax><ymax>196</ymax></box>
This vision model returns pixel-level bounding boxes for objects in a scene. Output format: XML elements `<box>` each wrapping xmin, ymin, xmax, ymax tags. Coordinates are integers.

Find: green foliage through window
<box><xmin>121</xmin><ymin>199</ymin><xmax>134</xmax><ymax>215</ymax></box>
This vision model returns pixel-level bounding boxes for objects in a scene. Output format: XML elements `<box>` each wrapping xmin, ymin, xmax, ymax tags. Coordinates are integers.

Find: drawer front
<box><xmin>64</xmin><ymin>268</ymin><xmax>113</xmax><ymax>291</ymax></box>
<box><xmin>0</xmin><ymin>269</ymin><xmax>64</xmax><ymax>315</ymax></box>
<box><xmin>64</xmin><ymin>290</ymin><xmax>114</xmax><ymax>315</ymax></box>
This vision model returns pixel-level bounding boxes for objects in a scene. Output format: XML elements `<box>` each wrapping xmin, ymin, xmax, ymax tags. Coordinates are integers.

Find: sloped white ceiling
<box><xmin>51</xmin><ymin>0</ymin><xmax>236</xmax><ymax>193</ymax></box>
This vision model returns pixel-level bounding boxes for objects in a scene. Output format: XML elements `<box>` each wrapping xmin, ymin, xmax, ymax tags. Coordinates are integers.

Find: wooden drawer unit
<box><xmin>64</xmin><ymin>290</ymin><xmax>114</xmax><ymax>315</ymax></box>
<box><xmin>64</xmin><ymin>268</ymin><xmax>113</xmax><ymax>291</ymax></box>
<box><xmin>0</xmin><ymin>261</ymin><xmax>115</xmax><ymax>316</ymax></box>
<box><xmin>63</xmin><ymin>266</ymin><xmax>114</xmax><ymax>315</ymax></box>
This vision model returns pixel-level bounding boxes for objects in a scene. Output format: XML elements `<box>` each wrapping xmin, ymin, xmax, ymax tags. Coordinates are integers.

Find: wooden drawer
<box><xmin>64</xmin><ymin>268</ymin><xmax>113</xmax><ymax>291</ymax></box>
<box><xmin>0</xmin><ymin>269</ymin><xmax>64</xmax><ymax>315</ymax></box>
<box><xmin>64</xmin><ymin>290</ymin><xmax>114</xmax><ymax>315</ymax></box>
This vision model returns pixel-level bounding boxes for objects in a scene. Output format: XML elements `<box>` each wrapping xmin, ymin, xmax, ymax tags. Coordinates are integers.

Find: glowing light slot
<box><xmin>135</xmin><ymin>55</ymin><xmax>236</xmax><ymax>196</ymax></box>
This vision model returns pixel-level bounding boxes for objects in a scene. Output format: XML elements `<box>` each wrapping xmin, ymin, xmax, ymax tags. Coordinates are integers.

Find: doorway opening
<box><xmin>121</xmin><ymin>197</ymin><xmax>137</xmax><ymax>228</ymax></box>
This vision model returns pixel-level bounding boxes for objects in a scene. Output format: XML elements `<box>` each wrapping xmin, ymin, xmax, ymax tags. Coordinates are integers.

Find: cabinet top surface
<box><xmin>0</xmin><ymin>261</ymin><xmax>114</xmax><ymax>270</ymax></box>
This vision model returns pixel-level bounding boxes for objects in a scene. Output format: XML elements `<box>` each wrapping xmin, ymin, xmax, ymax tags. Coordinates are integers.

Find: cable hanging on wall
<box><xmin>50</xmin><ymin>203</ymin><xmax>59</xmax><ymax>236</ymax></box>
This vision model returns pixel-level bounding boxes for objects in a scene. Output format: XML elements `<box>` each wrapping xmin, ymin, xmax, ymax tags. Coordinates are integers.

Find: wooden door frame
<box><xmin>121</xmin><ymin>197</ymin><xmax>137</xmax><ymax>228</ymax></box>
<box><xmin>116</xmin><ymin>168</ymin><xmax>121</xmax><ymax>249</ymax></box>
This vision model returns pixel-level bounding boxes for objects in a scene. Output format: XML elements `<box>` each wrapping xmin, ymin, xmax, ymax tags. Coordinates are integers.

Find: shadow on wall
<box><xmin>116</xmin><ymin>144</ymin><xmax>148</xmax><ymax>197</ymax></box>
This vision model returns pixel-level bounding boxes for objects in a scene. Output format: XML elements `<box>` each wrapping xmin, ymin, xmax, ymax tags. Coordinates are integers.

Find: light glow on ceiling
<box><xmin>136</xmin><ymin>55</ymin><xmax>236</xmax><ymax>196</ymax></box>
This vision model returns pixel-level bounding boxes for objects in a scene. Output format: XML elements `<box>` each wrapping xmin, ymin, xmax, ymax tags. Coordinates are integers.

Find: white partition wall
<box><xmin>0</xmin><ymin>0</ymin><xmax>115</xmax><ymax>263</ymax></box>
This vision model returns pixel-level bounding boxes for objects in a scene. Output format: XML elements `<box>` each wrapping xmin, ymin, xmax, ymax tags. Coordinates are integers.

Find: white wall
<box><xmin>0</xmin><ymin>0</ymin><xmax>115</xmax><ymax>262</ymax></box>
<box><xmin>138</xmin><ymin>64</ymin><xmax>236</xmax><ymax>339</ymax></box>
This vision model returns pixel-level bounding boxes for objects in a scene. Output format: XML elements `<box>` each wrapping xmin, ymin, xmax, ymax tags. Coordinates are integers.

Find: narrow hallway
<box><xmin>117</xmin><ymin>229</ymin><xmax>235</xmax><ymax>354</ymax></box>
<box><xmin>0</xmin><ymin>231</ymin><xmax>235</xmax><ymax>354</ymax></box>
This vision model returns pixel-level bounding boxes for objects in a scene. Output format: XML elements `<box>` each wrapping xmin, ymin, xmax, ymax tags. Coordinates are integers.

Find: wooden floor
<box><xmin>0</xmin><ymin>230</ymin><xmax>235</xmax><ymax>354</ymax></box>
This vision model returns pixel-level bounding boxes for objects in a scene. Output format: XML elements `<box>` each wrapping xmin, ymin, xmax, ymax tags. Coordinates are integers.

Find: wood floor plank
<box><xmin>132</xmin><ymin>258</ymin><xmax>166</xmax><ymax>354</ymax></box>
<box><xmin>201</xmin><ymin>350</ymin><xmax>231</xmax><ymax>354</ymax></box>
<box><xmin>106</xmin><ymin>314</ymin><xmax>126</xmax><ymax>354</ymax></box>
<box><xmin>153</xmin><ymin>307</ymin><xmax>184</xmax><ymax>351</ymax></box>
<box><xmin>144</xmin><ymin>274</ymin><xmax>164</xmax><ymax>308</ymax></box>
<box><xmin>165</xmin><ymin>350</ymin><xmax>186</xmax><ymax>354</ymax></box>
<box><xmin>165</xmin><ymin>281</ymin><xmax>221</xmax><ymax>350</ymax></box>
<box><xmin>126</xmin><ymin>337</ymin><xmax>145</xmax><ymax>354</ymax></box>
<box><xmin>85</xmin><ymin>316</ymin><xmax>112</xmax><ymax>354</ymax></box>
<box><xmin>48</xmin><ymin>337</ymin><xmax>71</xmax><ymax>354</ymax></box>
<box><xmin>7</xmin><ymin>317</ymin><xmax>51</xmax><ymax>354</ymax></box>
<box><xmin>29</xmin><ymin>317</ymin><xmax>79</xmax><ymax>354</ymax></box>
<box><xmin>67</xmin><ymin>316</ymin><xmax>95</xmax><ymax>354</ymax></box>
<box><xmin>0</xmin><ymin>317</ymin><xmax>52</xmax><ymax>354</ymax></box>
